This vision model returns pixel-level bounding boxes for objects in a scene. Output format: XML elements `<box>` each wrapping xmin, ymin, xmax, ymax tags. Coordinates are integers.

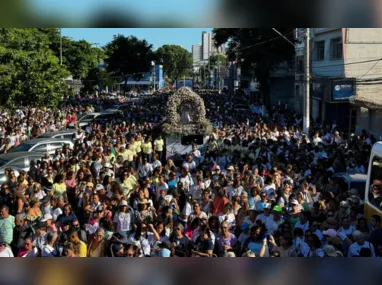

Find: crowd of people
<box><xmin>0</xmin><ymin>89</ymin><xmax>381</xmax><ymax>258</ymax></box>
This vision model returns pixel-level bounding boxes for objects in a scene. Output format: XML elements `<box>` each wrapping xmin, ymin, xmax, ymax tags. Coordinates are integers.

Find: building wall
<box><xmin>202</xmin><ymin>32</ymin><xmax>212</xmax><ymax>60</ymax></box>
<box><xmin>344</xmin><ymin>28</ymin><xmax>382</xmax><ymax>136</ymax></box>
<box><xmin>345</xmin><ymin>28</ymin><xmax>382</xmax><ymax>102</ymax></box>
<box><xmin>192</xmin><ymin>44</ymin><xmax>202</xmax><ymax>64</ymax></box>
<box><xmin>311</xmin><ymin>28</ymin><xmax>345</xmax><ymax>77</ymax></box>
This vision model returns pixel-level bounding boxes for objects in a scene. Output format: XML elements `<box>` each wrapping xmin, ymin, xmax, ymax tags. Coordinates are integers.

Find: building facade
<box><xmin>192</xmin><ymin>43</ymin><xmax>202</xmax><ymax>67</ymax></box>
<box><xmin>202</xmin><ymin>31</ymin><xmax>212</xmax><ymax>60</ymax></box>
<box><xmin>306</xmin><ymin>28</ymin><xmax>382</xmax><ymax>135</ymax></box>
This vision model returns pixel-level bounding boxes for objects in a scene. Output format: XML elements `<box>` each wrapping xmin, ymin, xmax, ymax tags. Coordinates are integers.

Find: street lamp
<box><xmin>151</xmin><ymin>61</ymin><xmax>156</xmax><ymax>92</ymax></box>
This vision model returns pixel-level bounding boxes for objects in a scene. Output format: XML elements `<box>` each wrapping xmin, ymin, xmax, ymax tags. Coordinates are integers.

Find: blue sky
<box><xmin>62</xmin><ymin>28</ymin><xmax>213</xmax><ymax>52</ymax></box>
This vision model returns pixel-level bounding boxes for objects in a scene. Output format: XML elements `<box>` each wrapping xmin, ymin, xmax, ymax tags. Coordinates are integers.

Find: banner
<box><xmin>332</xmin><ymin>81</ymin><xmax>354</xmax><ymax>101</ymax></box>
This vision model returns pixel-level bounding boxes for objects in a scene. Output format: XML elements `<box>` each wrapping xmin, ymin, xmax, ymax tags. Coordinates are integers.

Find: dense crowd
<box><xmin>0</xmin><ymin>90</ymin><xmax>381</xmax><ymax>258</ymax></box>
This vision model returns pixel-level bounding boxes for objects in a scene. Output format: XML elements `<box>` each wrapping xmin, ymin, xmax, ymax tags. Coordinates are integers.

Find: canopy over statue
<box><xmin>161</xmin><ymin>87</ymin><xmax>212</xmax><ymax>135</ymax></box>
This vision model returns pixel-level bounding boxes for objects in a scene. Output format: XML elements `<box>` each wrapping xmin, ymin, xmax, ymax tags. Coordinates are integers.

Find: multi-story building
<box><xmin>307</xmin><ymin>28</ymin><xmax>382</xmax><ymax>134</ymax></box>
<box><xmin>192</xmin><ymin>43</ymin><xmax>202</xmax><ymax>66</ymax></box>
<box><xmin>202</xmin><ymin>31</ymin><xmax>212</xmax><ymax>61</ymax></box>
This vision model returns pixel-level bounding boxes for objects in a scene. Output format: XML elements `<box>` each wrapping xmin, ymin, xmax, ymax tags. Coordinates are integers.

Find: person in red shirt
<box><xmin>212</xmin><ymin>186</ymin><xmax>229</xmax><ymax>216</ymax></box>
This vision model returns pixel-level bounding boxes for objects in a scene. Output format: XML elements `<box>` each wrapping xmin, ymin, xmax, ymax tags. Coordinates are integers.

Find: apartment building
<box><xmin>307</xmin><ymin>28</ymin><xmax>382</xmax><ymax>135</ymax></box>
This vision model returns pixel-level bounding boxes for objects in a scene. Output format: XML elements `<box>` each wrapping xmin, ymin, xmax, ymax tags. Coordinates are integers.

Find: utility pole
<box><xmin>303</xmin><ymin>28</ymin><xmax>310</xmax><ymax>134</ymax></box>
<box><xmin>60</xmin><ymin>28</ymin><xmax>63</xmax><ymax>65</ymax></box>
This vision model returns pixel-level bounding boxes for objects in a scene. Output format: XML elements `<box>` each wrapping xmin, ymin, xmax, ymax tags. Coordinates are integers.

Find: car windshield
<box><xmin>8</xmin><ymin>144</ymin><xmax>33</xmax><ymax>153</ymax></box>
<box><xmin>0</xmin><ymin>158</ymin><xmax>9</xmax><ymax>167</ymax></box>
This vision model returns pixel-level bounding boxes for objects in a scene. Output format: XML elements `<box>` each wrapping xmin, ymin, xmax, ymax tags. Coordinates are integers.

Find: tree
<box><xmin>155</xmin><ymin>45</ymin><xmax>193</xmax><ymax>84</ymax></box>
<box><xmin>39</xmin><ymin>28</ymin><xmax>105</xmax><ymax>80</ymax></box>
<box><xmin>81</xmin><ymin>67</ymin><xmax>116</xmax><ymax>94</ymax></box>
<box><xmin>0</xmin><ymin>29</ymin><xmax>69</xmax><ymax>108</ymax></box>
<box><xmin>213</xmin><ymin>28</ymin><xmax>295</xmax><ymax>109</ymax></box>
<box><xmin>105</xmin><ymin>35</ymin><xmax>155</xmax><ymax>93</ymax></box>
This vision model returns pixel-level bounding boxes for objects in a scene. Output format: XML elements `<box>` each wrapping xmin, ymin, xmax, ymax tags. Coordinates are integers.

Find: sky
<box><xmin>62</xmin><ymin>28</ymin><xmax>213</xmax><ymax>52</ymax></box>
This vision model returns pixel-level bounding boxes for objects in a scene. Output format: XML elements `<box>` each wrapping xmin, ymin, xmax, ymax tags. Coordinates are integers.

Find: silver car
<box><xmin>0</xmin><ymin>152</ymin><xmax>43</xmax><ymax>183</ymax></box>
<box><xmin>37</xmin><ymin>130</ymin><xmax>77</xmax><ymax>141</ymax></box>
<box><xmin>8</xmin><ymin>138</ymin><xmax>74</xmax><ymax>155</ymax></box>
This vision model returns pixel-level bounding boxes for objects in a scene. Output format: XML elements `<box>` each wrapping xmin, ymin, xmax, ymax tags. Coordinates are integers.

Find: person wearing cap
<box><xmin>103</xmin><ymin>162</ymin><xmax>115</xmax><ymax>178</ymax></box>
<box><xmin>113</xmin><ymin>200</ymin><xmax>133</xmax><ymax>237</ymax></box>
<box><xmin>348</xmin><ymin>230</ymin><xmax>376</xmax><ymax>257</ymax></box>
<box><xmin>256</xmin><ymin>203</ymin><xmax>273</xmax><ymax>226</ymax></box>
<box><xmin>41</xmin><ymin>213</ymin><xmax>57</xmax><ymax>233</ymax></box>
<box><xmin>265</xmin><ymin>205</ymin><xmax>284</xmax><ymax>235</ymax></box>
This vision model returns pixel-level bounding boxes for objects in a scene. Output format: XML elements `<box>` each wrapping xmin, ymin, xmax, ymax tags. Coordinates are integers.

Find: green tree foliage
<box><xmin>213</xmin><ymin>28</ymin><xmax>295</xmax><ymax>108</ymax></box>
<box><xmin>155</xmin><ymin>45</ymin><xmax>193</xmax><ymax>83</ymax></box>
<box><xmin>0</xmin><ymin>28</ymin><xmax>69</xmax><ymax>108</ymax></box>
<box><xmin>105</xmin><ymin>35</ymin><xmax>155</xmax><ymax>92</ymax></box>
<box><xmin>81</xmin><ymin>67</ymin><xmax>116</xmax><ymax>94</ymax></box>
<box><xmin>39</xmin><ymin>28</ymin><xmax>105</xmax><ymax>80</ymax></box>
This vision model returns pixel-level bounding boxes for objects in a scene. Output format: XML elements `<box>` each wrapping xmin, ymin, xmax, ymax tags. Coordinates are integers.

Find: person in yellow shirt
<box><xmin>133</xmin><ymin>135</ymin><xmax>142</xmax><ymax>156</ymax></box>
<box><xmin>125</xmin><ymin>144</ymin><xmax>136</xmax><ymax>166</ymax></box>
<box><xmin>142</xmin><ymin>137</ymin><xmax>153</xmax><ymax>163</ymax></box>
<box><xmin>120</xmin><ymin>170</ymin><xmax>137</xmax><ymax>198</ymax></box>
<box><xmin>68</xmin><ymin>229</ymin><xmax>87</xmax><ymax>257</ymax></box>
<box><xmin>153</xmin><ymin>135</ymin><xmax>164</xmax><ymax>162</ymax></box>
<box><xmin>52</xmin><ymin>174</ymin><xmax>67</xmax><ymax>201</ymax></box>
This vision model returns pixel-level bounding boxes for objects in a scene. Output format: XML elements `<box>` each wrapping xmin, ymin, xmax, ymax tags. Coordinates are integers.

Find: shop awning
<box><xmin>349</xmin><ymin>95</ymin><xmax>382</xmax><ymax>111</ymax></box>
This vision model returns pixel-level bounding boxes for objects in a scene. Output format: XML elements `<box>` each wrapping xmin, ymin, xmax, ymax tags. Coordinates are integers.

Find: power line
<box><xmin>272</xmin><ymin>28</ymin><xmax>296</xmax><ymax>47</ymax></box>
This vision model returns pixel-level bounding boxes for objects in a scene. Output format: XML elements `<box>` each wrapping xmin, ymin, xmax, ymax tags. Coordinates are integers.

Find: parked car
<box><xmin>37</xmin><ymin>130</ymin><xmax>77</xmax><ymax>140</ymax></box>
<box><xmin>333</xmin><ymin>172</ymin><xmax>367</xmax><ymax>200</ymax></box>
<box><xmin>8</xmin><ymin>138</ymin><xmax>74</xmax><ymax>155</ymax></box>
<box><xmin>0</xmin><ymin>152</ymin><xmax>43</xmax><ymax>182</ymax></box>
<box><xmin>68</xmin><ymin>110</ymin><xmax>124</xmax><ymax>129</ymax></box>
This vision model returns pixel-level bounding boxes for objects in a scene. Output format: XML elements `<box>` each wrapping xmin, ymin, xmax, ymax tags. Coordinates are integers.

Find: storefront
<box><xmin>325</xmin><ymin>79</ymin><xmax>356</xmax><ymax>132</ymax></box>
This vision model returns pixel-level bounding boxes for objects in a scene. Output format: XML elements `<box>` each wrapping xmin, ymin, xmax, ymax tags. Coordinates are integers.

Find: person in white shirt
<box><xmin>348</xmin><ymin>230</ymin><xmax>376</xmax><ymax>257</ymax></box>
<box><xmin>191</xmin><ymin>144</ymin><xmax>202</xmax><ymax>166</ymax></box>
<box><xmin>33</xmin><ymin>223</ymin><xmax>48</xmax><ymax>251</ymax></box>
<box><xmin>42</xmin><ymin>232</ymin><xmax>58</xmax><ymax>257</ymax></box>
<box><xmin>227</xmin><ymin>180</ymin><xmax>244</xmax><ymax>202</ymax></box>
<box><xmin>190</xmin><ymin>176</ymin><xmax>205</xmax><ymax>201</ymax></box>
<box><xmin>256</xmin><ymin>203</ymin><xmax>273</xmax><ymax>226</ymax></box>
<box><xmin>113</xmin><ymin>200</ymin><xmax>133</xmax><ymax>237</ymax></box>
<box><xmin>182</xmin><ymin>154</ymin><xmax>196</xmax><ymax>171</ymax></box>
<box><xmin>0</xmin><ymin>242</ymin><xmax>14</xmax><ymax>257</ymax></box>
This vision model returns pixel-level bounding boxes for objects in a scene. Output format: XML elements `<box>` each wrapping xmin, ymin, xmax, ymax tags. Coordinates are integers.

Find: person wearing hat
<box><xmin>41</xmin><ymin>213</ymin><xmax>57</xmax><ymax>233</ymax></box>
<box><xmin>134</xmin><ymin>198</ymin><xmax>155</xmax><ymax>225</ymax></box>
<box><xmin>103</xmin><ymin>162</ymin><xmax>115</xmax><ymax>178</ymax></box>
<box><xmin>113</xmin><ymin>200</ymin><xmax>133</xmax><ymax>237</ymax></box>
<box><xmin>40</xmin><ymin>195</ymin><xmax>52</xmax><ymax>216</ymax></box>
<box><xmin>256</xmin><ymin>203</ymin><xmax>273</xmax><ymax>226</ymax></box>
<box><xmin>265</xmin><ymin>205</ymin><xmax>284</xmax><ymax>235</ymax></box>
<box><xmin>323</xmin><ymin>245</ymin><xmax>342</xmax><ymax>257</ymax></box>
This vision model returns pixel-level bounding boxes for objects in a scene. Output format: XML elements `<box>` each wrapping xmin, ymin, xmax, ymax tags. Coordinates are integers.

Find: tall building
<box><xmin>202</xmin><ymin>31</ymin><xmax>212</xmax><ymax>60</ymax></box>
<box><xmin>192</xmin><ymin>43</ymin><xmax>202</xmax><ymax>66</ymax></box>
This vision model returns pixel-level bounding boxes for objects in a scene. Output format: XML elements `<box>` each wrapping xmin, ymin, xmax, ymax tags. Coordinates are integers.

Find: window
<box><xmin>10</xmin><ymin>158</ymin><xmax>26</xmax><ymax>169</ymax></box>
<box><xmin>315</xmin><ymin>41</ymin><xmax>325</xmax><ymax>61</ymax></box>
<box><xmin>330</xmin><ymin>37</ymin><xmax>343</xmax><ymax>59</ymax></box>
<box><xmin>32</xmin><ymin>144</ymin><xmax>48</xmax><ymax>152</ymax></box>
<box><xmin>296</xmin><ymin>56</ymin><xmax>304</xmax><ymax>73</ymax></box>
<box><xmin>368</xmin><ymin>155</ymin><xmax>382</xmax><ymax>210</ymax></box>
